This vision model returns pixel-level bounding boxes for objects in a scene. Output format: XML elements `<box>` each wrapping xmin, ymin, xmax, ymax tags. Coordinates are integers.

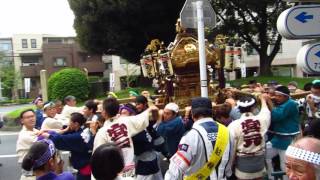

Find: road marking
<box><xmin>0</xmin><ymin>151</ymin><xmax>70</xmax><ymax>159</ymax></box>
<box><xmin>0</xmin><ymin>154</ymin><xmax>18</xmax><ymax>158</ymax></box>
<box><xmin>0</xmin><ymin>132</ymin><xmax>19</xmax><ymax>136</ymax></box>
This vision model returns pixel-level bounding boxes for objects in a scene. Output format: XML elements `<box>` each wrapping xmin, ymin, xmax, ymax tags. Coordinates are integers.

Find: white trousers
<box><xmin>266</xmin><ymin>141</ymin><xmax>288</xmax><ymax>180</ymax></box>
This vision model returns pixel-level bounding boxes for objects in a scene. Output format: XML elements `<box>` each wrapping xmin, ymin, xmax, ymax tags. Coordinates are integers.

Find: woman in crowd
<box><xmin>22</xmin><ymin>139</ymin><xmax>74</xmax><ymax>180</ymax></box>
<box><xmin>91</xmin><ymin>143</ymin><xmax>133</xmax><ymax>180</ymax></box>
<box><xmin>83</xmin><ymin>100</ymin><xmax>99</xmax><ymax>122</ymax></box>
<box><xmin>41</xmin><ymin>112</ymin><xmax>97</xmax><ymax>180</ymax></box>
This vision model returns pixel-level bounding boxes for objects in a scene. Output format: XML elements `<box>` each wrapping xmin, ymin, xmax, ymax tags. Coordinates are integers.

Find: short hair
<box><xmin>304</xmin><ymin>82</ymin><xmax>313</xmax><ymax>91</ymax></box>
<box><xmin>85</xmin><ymin>100</ymin><xmax>98</xmax><ymax>114</ymax></box>
<box><xmin>191</xmin><ymin>97</ymin><xmax>213</xmax><ymax>119</ymax></box>
<box><xmin>20</xmin><ymin>109</ymin><xmax>35</xmax><ymax>119</ymax></box>
<box><xmin>22</xmin><ymin>141</ymin><xmax>52</xmax><ymax>171</ymax></box>
<box><xmin>70</xmin><ymin>112</ymin><xmax>87</xmax><ymax>126</ymax></box>
<box><xmin>64</xmin><ymin>95</ymin><xmax>76</xmax><ymax>103</ymax></box>
<box><xmin>52</xmin><ymin>99</ymin><xmax>62</xmax><ymax>106</ymax></box>
<box><xmin>215</xmin><ymin>103</ymin><xmax>231</xmax><ymax>119</ymax></box>
<box><xmin>313</xmin><ymin>82</ymin><xmax>320</xmax><ymax>90</ymax></box>
<box><xmin>91</xmin><ymin>143</ymin><xmax>124</xmax><ymax>180</ymax></box>
<box><xmin>135</xmin><ymin>95</ymin><xmax>148</xmax><ymax>105</ymax></box>
<box><xmin>103</xmin><ymin>98</ymin><xmax>120</xmax><ymax>117</ymax></box>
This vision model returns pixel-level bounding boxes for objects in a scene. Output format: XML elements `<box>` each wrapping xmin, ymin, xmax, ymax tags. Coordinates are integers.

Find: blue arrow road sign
<box><xmin>316</xmin><ymin>51</ymin><xmax>320</xmax><ymax>58</ymax></box>
<box><xmin>277</xmin><ymin>5</ymin><xmax>320</xmax><ymax>39</ymax></box>
<box><xmin>295</xmin><ymin>12</ymin><xmax>314</xmax><ymax>23</ymax></box>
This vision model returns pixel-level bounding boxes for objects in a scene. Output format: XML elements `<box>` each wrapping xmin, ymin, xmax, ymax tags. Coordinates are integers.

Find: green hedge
<box><xmin>48</xmin><ymin>68</ymin><xmax>89</xmax><ymax>101</ymax></box>
<box><xmin>229</xmin><ymin>76</ymin><xmax>317</xmax><ymax>89</ymax></box>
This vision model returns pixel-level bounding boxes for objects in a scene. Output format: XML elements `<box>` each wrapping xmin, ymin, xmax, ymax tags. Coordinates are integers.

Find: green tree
<box><xmin>68</xmin><ymin>0</ymin><xmax>185</xmax><ymax>63</ymax></box>
<box><xmin>210</xmin><ymin>0</ymin><xmax>289</xmax><ymax>75</ymax></box>
<box><xmin>69</xmin><ymin>0</ymin><xmax>287</xmax><ymax>75</ymax></box>
<box><xmin>0</xmin><ymin>65</ymin><xmax>21</xmax><ymax>99</ymax></box>
<box><xmin>48</xmin><ymin>68</ymin><xmax>89</xmax><ymax>101</ymax></box>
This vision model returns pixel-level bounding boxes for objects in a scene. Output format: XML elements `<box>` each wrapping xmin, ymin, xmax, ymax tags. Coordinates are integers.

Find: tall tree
<box><xmin>0</xmin><ymin>65</ymin><xmax>21</xmax><ymax>99</ymax></box>
<box><xmin>68</xmin><ymin>0</ymin><xmax>185</xmax><ymax>63</ymax></box>
<box><xmin>69</xmin><ymin>0</ymin><xmax>288</xmax><ymax>75</ymax></box>
<box><xmin>211</xmin><ymin>0</ymin><xmax>289</xmax><ymax>75</ymax></box>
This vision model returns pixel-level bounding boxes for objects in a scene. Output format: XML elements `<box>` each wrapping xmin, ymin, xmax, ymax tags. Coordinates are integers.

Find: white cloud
<box><xmin>0</xmin><ymin>0</ymin><xmax>76</xmax><ymax>37</ymax></box>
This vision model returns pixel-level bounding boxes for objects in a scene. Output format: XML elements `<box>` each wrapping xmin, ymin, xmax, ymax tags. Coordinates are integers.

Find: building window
<box><xmin>270</xmin><ymin>43</ymin><xmax>283</xmax><ymax>54</ymax></box>
<box><xmin>105</xmin><ymin>63</ymin><xmax>112</xmax><ymax>70</ymax></box>
<box><xmin>53</xmin><ymin>57</ymin><xmax>67</xmax><ymax>67</ymax></box>
<box><xmin>48</xmin><ymin>38</ymin><xmax>63</xmax><ymax>44</ymax></box>
<box><xmin>246</xmin><ymin>45</ymin><xmax>258</xmax><ymax>55</ymax></box>
<box><xmin>31</xmin><ymin>39</ymin><xmax>37</xmax><ymax>48</ymax></box>
<box><xmin>22</xmin><ymin>39</ymin><xmax>28</xmax><ymax>48</ymax></box>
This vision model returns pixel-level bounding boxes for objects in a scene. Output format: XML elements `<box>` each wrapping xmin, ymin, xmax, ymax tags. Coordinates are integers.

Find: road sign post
<box><xmin>180</xmin><ymin>0</ymin><xmax>216</xmax><ymax>97</ymax></box>
<box><xmin>195</xmin><ymin>1</ymin><xmax>208</xmax><ymax>97</ymax></box>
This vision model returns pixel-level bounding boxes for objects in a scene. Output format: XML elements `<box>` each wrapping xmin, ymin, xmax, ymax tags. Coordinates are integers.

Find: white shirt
<box><xmin>61</xmin><ymin>105</ymin><xmax>82</xmax><ymax>120</ymax></box>
<box><xmin>165</xmin><ymin>118</ymin><xmax>233</xmax><ymax>180</ymax></box>
<box><xmin>41</xmin><ymin>115</ymin><xmax>64</xmax><ymax>130</ymax></box>
<box><xmin>16</xmin><ymin>126</ymin><xmax>38</xmax><ymax>163</ymax></box>
<box><xmin>228</xmin><ymin>106</ymin><xmax>271</xmax><ymax>157</ymax></box>
<box><xmin>93</xmin><ymin>109</ymin><xmax>150</xmax><ymax>176</ymax></box>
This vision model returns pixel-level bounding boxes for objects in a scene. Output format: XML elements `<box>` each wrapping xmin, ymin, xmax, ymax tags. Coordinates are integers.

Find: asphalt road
<box><xmin>0</xmin><ymin>132</ymin><xmax>20</xmax><ymax>180</ymax></box>
<box><xmin>0</xmin><ymin>104</ymin><xmax>33</xmax><ymax>180</ymax></box>
<box><xmin>0</xmin><ymin>132</ymin><xmax>72</xmax><ymax>180</ymax></box>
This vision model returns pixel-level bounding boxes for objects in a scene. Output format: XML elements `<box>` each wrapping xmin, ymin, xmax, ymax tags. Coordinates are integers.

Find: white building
<box><xmin>102</xmin><ymin>55</ymin><xmax>141</xmax><ymax>91</ymax></box>
<box><xmin>242</xmin><ymin>39</ymin><xmax>305</xmax><ymax>77</ymax></box>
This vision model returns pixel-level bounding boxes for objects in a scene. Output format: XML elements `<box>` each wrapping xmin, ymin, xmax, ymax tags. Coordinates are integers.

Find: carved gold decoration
<box><xmin>170</xmin><ymin>36</ymin><xmax>219</xmax><ymax>71</ymax></box>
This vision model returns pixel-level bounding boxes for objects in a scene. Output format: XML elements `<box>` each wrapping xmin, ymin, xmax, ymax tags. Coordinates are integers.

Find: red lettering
<box><xmin>241</xmin><ymin>119</ymin><xmax>262</xmax><ymax>148</ymax></box>
<box><xmin>107</xmin><ymin>123</ymin><xmax>130</xmax><ymax>148</ymax></box>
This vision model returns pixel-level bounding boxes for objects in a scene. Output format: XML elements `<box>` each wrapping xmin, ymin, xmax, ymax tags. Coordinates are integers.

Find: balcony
<box><xmin>79</xmin><ymin>61</ymin><xmax>105</xmax><ymax>73</ymax></box>
<box><xmin>20</xmin><ymin>65</ymin><xmax>44</xmax><ymax>77</ymax></box>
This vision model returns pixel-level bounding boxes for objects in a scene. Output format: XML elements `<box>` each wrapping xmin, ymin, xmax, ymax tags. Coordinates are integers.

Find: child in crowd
<box><xmin>41</xmin><ymin>113</ymin><xmax>97</xmax><ymax>180</ymax></box>
<box><xmin>91</xmin><ymin>143</ymin><xmax>134</xmax><ymax>180</ymax></box>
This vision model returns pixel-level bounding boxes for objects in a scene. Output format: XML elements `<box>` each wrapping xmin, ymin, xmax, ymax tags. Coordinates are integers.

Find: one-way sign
<box><xmin>297</xmin><ymin>43</ymin><xmax>320</xmax><ymax>74</ymax></box>
<box><xmin>295</xmin><ymin>12</ymin><xmax>313</xmax><ymax>23</ymax></box>
<box><xmin>277</xmin><ymin>5</ymin><xmax>320</xmax><ymax>39</ymax></box>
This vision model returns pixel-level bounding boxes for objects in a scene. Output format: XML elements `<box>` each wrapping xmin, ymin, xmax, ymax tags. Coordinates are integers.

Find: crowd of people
<box><xmin>15</xmin><ymin>80</ymin><xmax>320</xmax><ymax>180</ymax></box>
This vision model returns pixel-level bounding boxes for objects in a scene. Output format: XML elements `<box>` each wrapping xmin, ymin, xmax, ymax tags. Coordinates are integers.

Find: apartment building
<box><xmin>235</xmin><ymin>39</ymin><xmax>306</xmax><ymax>78</ymax></box>
<box><xmin>11</xmin><ymin>34</ymin><xmax>104</xmax><ymax>97</ymax></box>
<box><xmin>0</xmin><ymin>37</ymin><xmax>14</xmax><ymax>66</ymax></box>
<box><xmin>102</xmin><ymin>55</ymin><xmax>141</xmax><ymax>91</ymax></box>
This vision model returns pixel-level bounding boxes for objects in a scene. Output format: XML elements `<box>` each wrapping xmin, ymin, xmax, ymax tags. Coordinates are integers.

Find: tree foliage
<box><xmin>211</xmin><ymin>0</ymin><xmax>289</xmax><ymax>75</ymax></box>
<box><xmin>69</xmin><ymin>0</ymin><xmax>289</xmax><ymax>75</ymax></box>
<box><xmin>0</xmin><ymin>64</ymin><xmax>21</xmax><ymax>98</ymax></box>
<box><xmin>68</xmin><ymin>0</ymin><xmax>185</xmax><ymax>63</ymax></box>
<box><xmin>48</xmin><ymin>68</ymin><xmax>89</xmax><ymax>101</ymax></box>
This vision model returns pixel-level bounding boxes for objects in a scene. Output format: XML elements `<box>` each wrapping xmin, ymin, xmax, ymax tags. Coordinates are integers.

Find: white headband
<box><xmin>286</xmin><ymin>146</ymin><xmax>320</xmax><ymax>166</ymax></box>
<box><xmin>275</xmin><ymin>90</ymin><xmax>290</xmax><ymax>97</ymax></box>
<box><xmin>237</xmin><ymin>98</ymin><xmax>256</xmax><ymax>107</ymax></box>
